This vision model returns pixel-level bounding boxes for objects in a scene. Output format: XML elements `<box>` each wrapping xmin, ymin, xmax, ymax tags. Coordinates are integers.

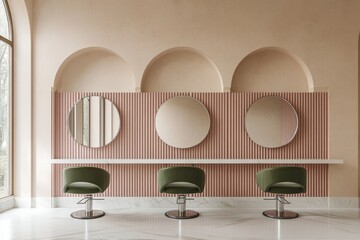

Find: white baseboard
<box><xmin>15</xmin><ymin>197</ymin><xmax>52</xmax><ymax>208</ymax></box>
<box><xmin>52</xmin><ymin>197</ymin><xmax>359</xmax><ymax>209</ymax></box>
<box><xmin>0</xmin><ymin>196</ymin><xmax>15</xmax><ymax>212</ymax></box>
<box><xmin>14</xmin><ymin>197</ymin><xmax>31</xmax><ymax>208</ymax></box>
<box><xmin>34</xmin><ymin>197</ymin><xmax>52</xmax><ymax>208</ymax></box>
<box><xmin>328</xmin><ymin>197</ymin><xmax>359</xmax><ymax>208</ymax></box>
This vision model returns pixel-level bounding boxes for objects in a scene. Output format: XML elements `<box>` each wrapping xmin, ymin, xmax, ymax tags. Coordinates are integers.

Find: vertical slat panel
<box><xmin>52</xmin><ymin>92</ymin><xmax>328</xmax><ymax>197</ymax></box>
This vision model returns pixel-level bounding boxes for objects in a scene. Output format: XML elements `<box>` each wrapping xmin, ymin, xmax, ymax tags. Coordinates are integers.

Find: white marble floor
<box><xmin>0</xmin><ymin>208</ymin><xmax>360</xmax><ymax>240</ymax></box>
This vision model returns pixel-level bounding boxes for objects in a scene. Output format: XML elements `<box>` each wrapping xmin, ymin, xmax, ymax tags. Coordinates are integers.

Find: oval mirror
<box><xmin>245</xmin><ymin>96</ymin><xmax>298</xmax><ymax>148</ymax></box>
<box><xmin>155</xmin><ymin>96</ymin><xmax>210</xmax><ymax>148</ymax></box>
<box><xmin>67</xmin><ymin>96</ymin><xmax>120</xmax><ymax>147</ymax></box>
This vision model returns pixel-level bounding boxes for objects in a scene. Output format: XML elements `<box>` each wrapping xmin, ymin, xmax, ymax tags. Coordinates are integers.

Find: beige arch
<box><xmin>231</xmin><ymin>47</ymin><xmax>314</xmax><ymax>92</ymax></box>
<box><xmin>141</xmin><ymin>47</ymin><xmax>223</xmax><ymax>92</ymax></box>
<box><xmin>53</xmin><ymin>47</ymin><xmax>135</xmax><ymax>91</ymax></box>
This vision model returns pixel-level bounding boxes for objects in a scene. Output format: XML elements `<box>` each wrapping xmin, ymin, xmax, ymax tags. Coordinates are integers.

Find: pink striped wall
<box><xmin>52</xmin><ymin>92</ymin><xmax>328</xmax><ymax>197</ymax></box>
<box><xmin>53</xmin><ymin>92</ymin><xmax>328</xmax><ymax>159</ymax></box>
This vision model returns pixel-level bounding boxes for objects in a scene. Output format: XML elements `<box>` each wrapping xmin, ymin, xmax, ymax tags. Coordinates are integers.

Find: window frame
<box><xmin>0</xmin><ymin>0</ymin><xmax>13</xmax><ymax>199</ymax></box>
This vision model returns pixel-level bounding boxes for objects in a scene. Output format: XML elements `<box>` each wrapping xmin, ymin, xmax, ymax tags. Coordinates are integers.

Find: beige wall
<box><xmin>11</xmin><ymin>0</ymin><xmax>360</xmax><ymax>203</ymax></box>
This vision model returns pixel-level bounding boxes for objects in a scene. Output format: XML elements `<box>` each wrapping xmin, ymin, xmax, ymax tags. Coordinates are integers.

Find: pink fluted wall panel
<box><xmin>52</xmin><ymin>92</ymin><xmax>328</xmax><ymax>197</ymax></box>
<box><xmin>54</xmin><ymin>92</ymin><xmax>328</xmax><ymax>159</ymax></box>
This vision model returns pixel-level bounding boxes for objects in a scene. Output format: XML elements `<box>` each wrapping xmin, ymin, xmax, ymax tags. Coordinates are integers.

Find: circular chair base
<box><xmin>71</xmin><ymin>210</ymin><xmax>105</xmax><ymax>220</ymax></box>
<box><xmin>263</xmin><ymin>210</ymin><xmax>299</xmax><ymax>219</ymax></box>
<box><xmin>165</xmin><ymin>210</ymin><xmax>200</xmax><ymax>219</ymax></box>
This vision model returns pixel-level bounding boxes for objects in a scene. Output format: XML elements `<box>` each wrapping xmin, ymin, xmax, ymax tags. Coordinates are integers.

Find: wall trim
<box><xmin>50</xmin><ymin>159</ymin><xmax>343</xmax><ymax>164</ymax></box>
<box><xmin>52</xmin><ymin>197</ymin><xmax>359</xmax><ymax>209</ymax></box>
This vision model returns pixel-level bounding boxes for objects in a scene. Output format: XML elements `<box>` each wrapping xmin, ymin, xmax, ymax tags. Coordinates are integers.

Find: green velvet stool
<box><xmin>158</xmin><ymin>166</ymin><xmax>205</xmax><ymax>219</ymax></box>
<box><xmin>63</xmin><ymin>166</ymin><xmax>110</xmax><ymax>220</ymax></box>
<box><xmin>256</xmin><ymin>166</ymin><xmax>306</xmax><ymax>219</ymax></box>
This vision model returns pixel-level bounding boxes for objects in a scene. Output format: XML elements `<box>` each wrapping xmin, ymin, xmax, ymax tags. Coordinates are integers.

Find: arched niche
<box><xmin>141</xmin><ymin>47</ymin><xmax>222</xmax><ymax>92</ymax></box>
<box><xmin>54</xmin><ymin>47</ymin><xmax>135</xmax><ymax>92</ymax></box>
<box><xmin>231</xmin><ymin>47</ymin><xmax>314</xmax><ymax>92</ymax></box>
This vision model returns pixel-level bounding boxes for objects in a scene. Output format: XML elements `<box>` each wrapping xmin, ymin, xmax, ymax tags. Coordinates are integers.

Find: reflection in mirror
<box><xmin>155</xmin><ymin>96</ymin><xmax>210</xmax><ymax>148</ymax></box>
<box><xmin>68</xmin><ymin>96</ymin><xmax>120</xmax><ymax>147</ymax></box>
<box><xmin>245</xmin><ymin>96</ymin><xmax>298</xmax><ymax>148</ymax></box>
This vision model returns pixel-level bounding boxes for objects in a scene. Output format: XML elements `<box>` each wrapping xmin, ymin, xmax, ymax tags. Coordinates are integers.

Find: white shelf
<box><xmin>50</xmin><ymin>159</ymin><xmax>343</xmax><ymax>164</ymax></box>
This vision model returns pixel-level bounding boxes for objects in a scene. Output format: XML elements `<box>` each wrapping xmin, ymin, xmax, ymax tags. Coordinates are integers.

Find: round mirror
<box><xmin>245</xmin><ymin>96</ymin><xmax>298</xmax><ymax>148</ymax></box>
<box><xmin>67</xmin><ymin>96</ymin><xmax>120</xmax><ymax>147</ymax></box>
<box><xmin>155</xmin><ymin>96</ymin><xmax>211</xmax><ymax>148</ymax></box>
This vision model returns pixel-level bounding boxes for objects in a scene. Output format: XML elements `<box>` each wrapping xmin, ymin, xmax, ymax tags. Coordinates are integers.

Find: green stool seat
<box><xmin>158</xmin><ymin>166</ymin><xmax>205</xmax><ymax>219</ymax></box>
<box><xmin>63</xmin><ymin>166</ymin><xmax>110</xmax><ymax>219</ymax></box>
<box><xmin>256</xmin><ymin>166</ymin><xmax>306</xmax><ymax>219</ymax></box>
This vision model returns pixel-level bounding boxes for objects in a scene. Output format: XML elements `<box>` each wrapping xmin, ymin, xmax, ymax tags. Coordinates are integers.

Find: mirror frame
<box><xmin>245</xmin><ymin>95</ymin><xmax>299</xmax><ymax>148</ymax></box>
<box><xmin>67</xmin><ymin>96</ymin><xmax>121</xmax><ymax>148</ymax></box>
<box><xmin>155</xmin><ymin>96</ymin><xmax>211</xmax><ymax>149</ymax></box>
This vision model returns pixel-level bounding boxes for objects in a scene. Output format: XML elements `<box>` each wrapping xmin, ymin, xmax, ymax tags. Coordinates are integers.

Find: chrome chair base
<box><xmin>263</xmin><ymin>210</ymin><xmax>299</xmax><ymax>219</ymax></box>
<box><xmin>165</xmin><ymin>210</ymin><xmax>200</xmax><ymax>219</ymax></box>
<box><xmin>70</xmin><ymin>210</ymin><xmax>105</xmax><ymax>219</ymax></box>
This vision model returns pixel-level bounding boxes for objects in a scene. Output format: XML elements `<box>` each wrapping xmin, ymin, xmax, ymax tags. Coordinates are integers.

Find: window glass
<box><xmin>0</xmin><ymin>0</ymin><xmax>10</xmax><ymax>199</ymax></box>
<box><xmin>0</xmin><ymin>40</ymin><xmax>9</xmax><ymax>198</ymax></box>
<box><xmin>0</xmin><ymin>0</ymin><xmax>9</xmax><ymax>40</ymax></box>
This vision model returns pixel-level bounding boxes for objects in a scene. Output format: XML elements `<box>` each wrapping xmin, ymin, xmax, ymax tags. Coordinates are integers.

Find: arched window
<box><xmin>0</xmin><ymin>0</ymin><xmax>12</xmax><ymax>199</ymax></box>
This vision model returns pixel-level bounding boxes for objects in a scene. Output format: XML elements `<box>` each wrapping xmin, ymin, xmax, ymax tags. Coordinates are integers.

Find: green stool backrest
<box><xmin>158</xmin><ymin>166</ymin><xmax>205</xmax><ymax>193</ymax></box>
<box><xmin>256</xmin><ymin>166</ymin><xmax>306</xmax><ymax>193</ymax></box>
<box><xmin>63</xmin><ymin>166</ymin><xmax>110</xmax><ymax>193</ymax></box>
